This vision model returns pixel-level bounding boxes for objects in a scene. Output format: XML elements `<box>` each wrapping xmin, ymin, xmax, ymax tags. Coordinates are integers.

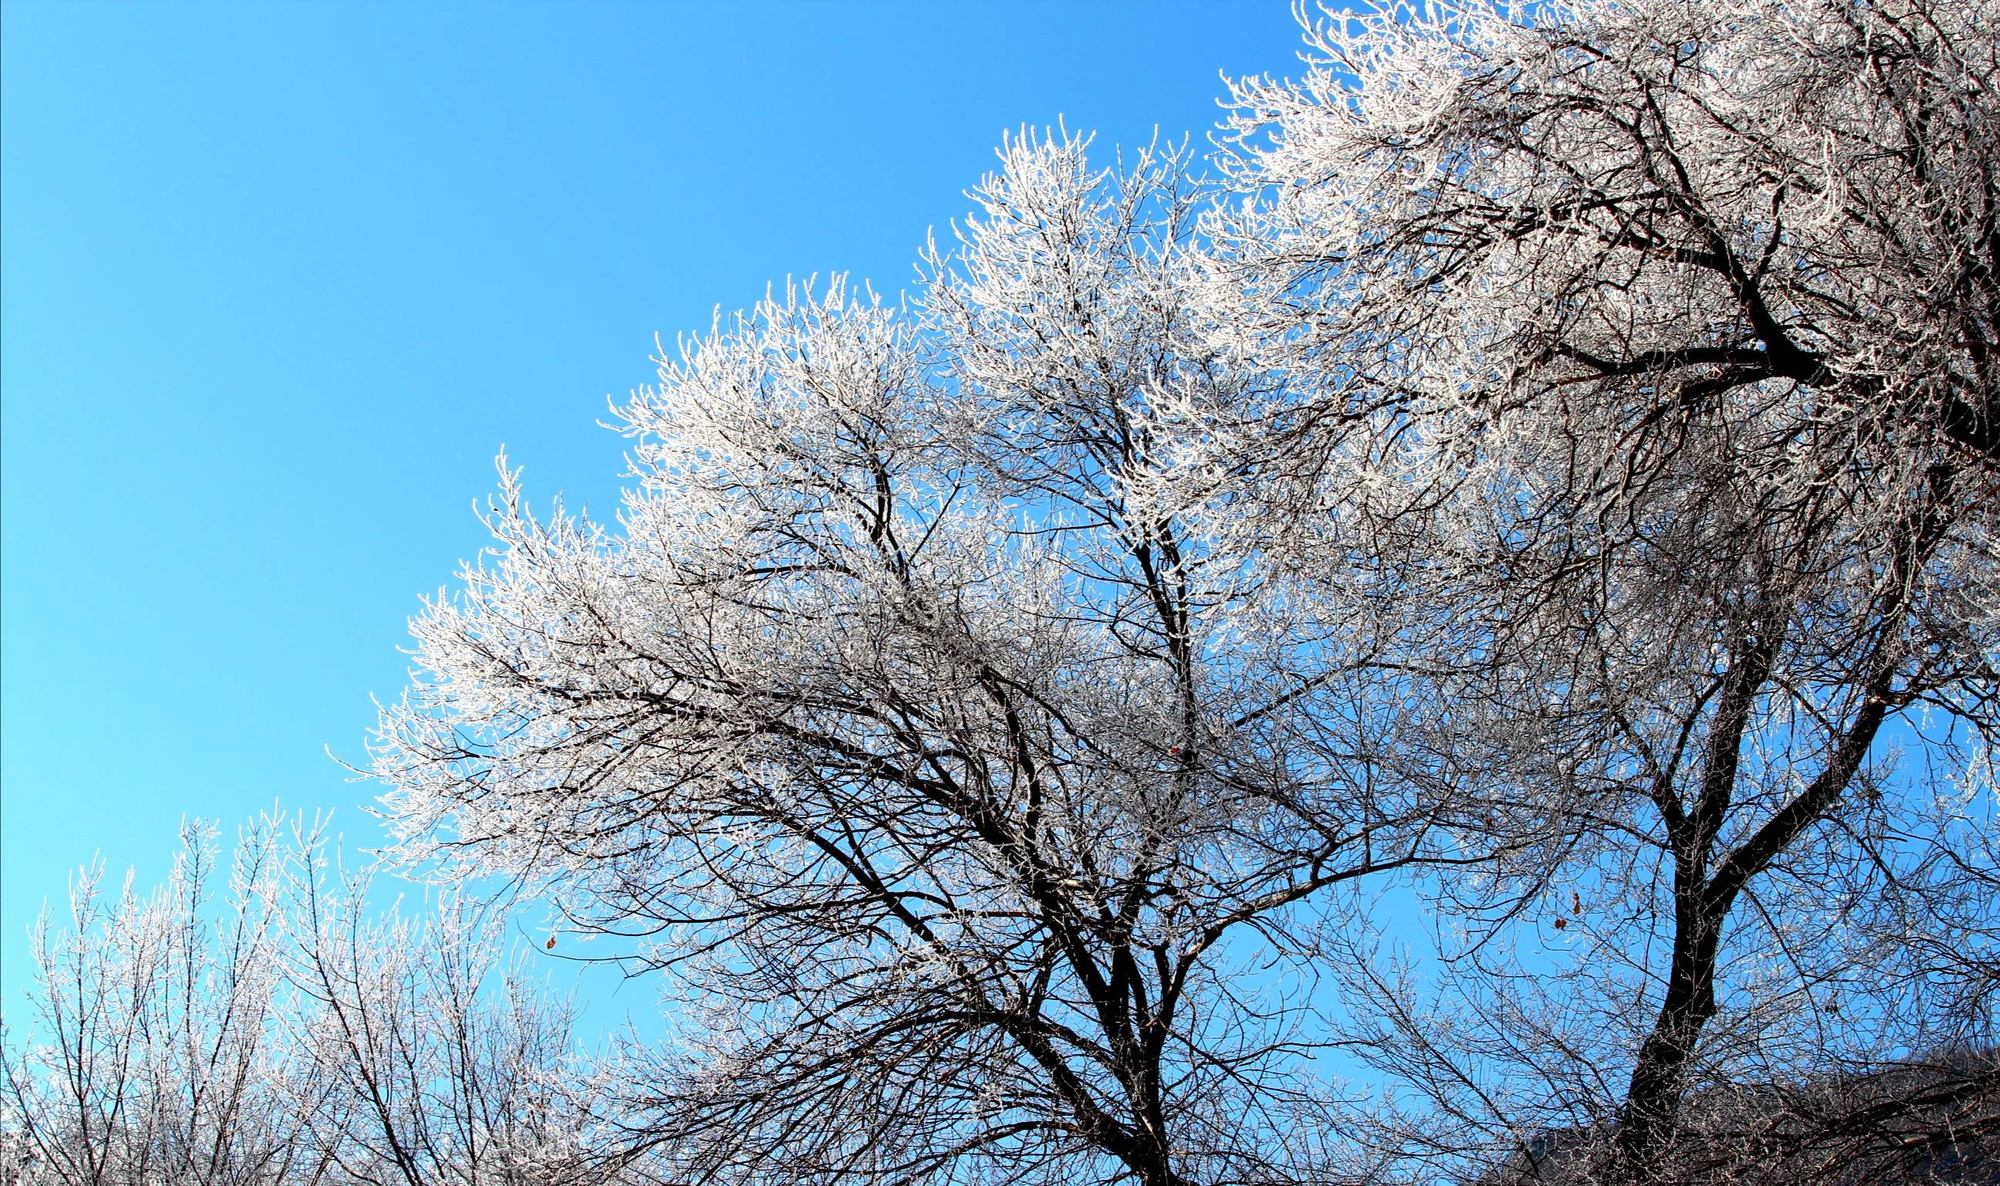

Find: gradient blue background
<box><xmin>2</xmin><ymin>0</ymin><xmax>1307</xmax><ymax>1022</ymax></box>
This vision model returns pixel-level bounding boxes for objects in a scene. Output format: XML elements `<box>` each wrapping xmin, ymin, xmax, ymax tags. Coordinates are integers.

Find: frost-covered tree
<box><xmin>370</xmin><ymin>1</ymin><xmax>1996</xmax><ymax>1182</ymax></box>
<box><xmin>0</xmin><ymin>816</ymin><xmax>630</xmax><ymax>1186</ymax></box>
<box><xmin>2</xmin><ymin>819</ymin><xmax>307</xmax><ymax>1186</ymax></box>
<box><xmin>369</xmin><ymin>136</ymin><xmax>1476</xmax><ymax>1186</ymax></box>
<box><xmin>1206</xmin><ymin>0</ymin><xmax>2000</xmax><ymax>1180</ymax></box>
<box><xmin>280</xmin><ymin>828</ymin><xmax>617</xmax><ymax>1186</ymax></box>
<box><xmin>10</xmin><ymin>3</ymin><xmax>1995</xmax><ymax>1184</ymax></box>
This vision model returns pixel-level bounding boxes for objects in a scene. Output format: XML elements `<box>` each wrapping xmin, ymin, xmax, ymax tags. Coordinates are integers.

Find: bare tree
<box><xmin>2</xmin><ymin>818</ymin><xmax>311</xmax><ymax>1185</ymax></box>
<box><xmin>1207</xmin><ymin>0</ymin><xmax>2000</xmax><ymax>1181</ymax></box>
<box><xmin>9</xmin><ymin>5</ymin><xmax>1995</xmax><ymax>1184</ymax></box>
<box><xmin>368</xmin><ymin>133</ymin><xmax>1490</xmax><ymax>1186</ymax></box>
<box><xmin>281</xmin><ymin>823</ymin><xmax>617</xmax><ymax>1186</ymax></box>
<box><xmin>2</xmin><ymin>816</ymin><xmax>630</xmax><ymax>1186</ymax></box>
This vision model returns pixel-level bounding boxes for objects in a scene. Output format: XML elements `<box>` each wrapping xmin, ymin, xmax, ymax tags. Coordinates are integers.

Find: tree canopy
<box><xmin>7</xmin><ymin>2</ymin><xmax>1997</xmax><ymax>1183</ymax></box>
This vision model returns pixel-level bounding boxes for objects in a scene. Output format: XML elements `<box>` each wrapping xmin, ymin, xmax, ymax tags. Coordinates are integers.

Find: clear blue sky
<box><xmin>1</xmin><ymin>0</ymin><xmax>1307</xmax><ymax>1020</ymax></box>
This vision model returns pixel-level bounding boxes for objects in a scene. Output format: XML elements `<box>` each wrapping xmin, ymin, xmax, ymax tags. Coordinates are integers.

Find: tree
<box><xmin>2</xmin><ymin>819</ymin><xmax>308</xmax><ymax>1186</ymax></box>
<box><xmin>8</xmin><ymin>2</ymin><xmax>1995</xmax><ymax>1183</ymax></box>
<box><xmin>1207</xmin><ymin>0</ymin><xmax>2000</xmax><ymax>1180</ymax></box>
<box><xmin>281</xmin><ymin>829</ymin><xmax>615</xmax><ymax>1186</ymax></box>
<box><xmin>1</xmin><ymin>815</ymin><xmax>630</xmax><ymax>1186</ymax></box>
<box><xmin>370</xmin><ymin>134</ymin><xmax>1476</xmax><ymax>1186</ymax></box>
<box><xmin>371</xmin><ymin>1</ymin><xmax>1997</xmax><ymax>1182</ymax></box>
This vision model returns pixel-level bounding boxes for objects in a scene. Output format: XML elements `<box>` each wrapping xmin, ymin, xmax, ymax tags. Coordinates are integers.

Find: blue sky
<box><xmin>1</xmin><ymin>0</ymin><xmax>1308</xmax><ymax>1022</ymax></box>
